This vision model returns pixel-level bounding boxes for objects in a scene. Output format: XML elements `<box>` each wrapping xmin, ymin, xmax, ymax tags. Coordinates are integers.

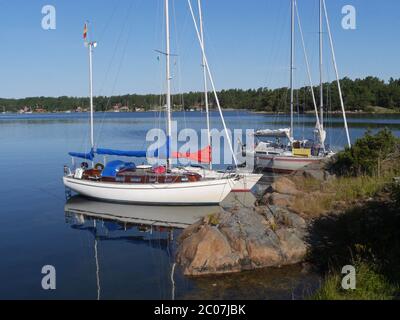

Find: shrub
<box><xmin>330</xmin><ymin>129</ymin><xmax>399</xmax><ymax>177</ymax></box>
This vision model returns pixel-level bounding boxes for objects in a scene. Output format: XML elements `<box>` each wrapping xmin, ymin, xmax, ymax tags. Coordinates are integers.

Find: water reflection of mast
<box><xmin>171</xmin><ymin>262</ymin><xmax>176</xmax><ymax>301</ymax></box>
<box><xmin>65</xmin><ymin>196</ymin><xmax>223</xmax><ymax>299</ymax></box>
<box><xmin>94</xmin><ymin>220</ymin><xmax>101</xmax><ymax>300</ymax></box>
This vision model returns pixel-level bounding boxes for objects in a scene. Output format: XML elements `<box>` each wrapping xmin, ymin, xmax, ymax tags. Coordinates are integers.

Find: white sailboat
<box><xmin>251</xmin><ymin>0</ymin><xmax>351</xmax><ymax>173</ymax></box>
<box><xmin>63</xmin><ymin>1</ymin><xmax>246</xmax><ymax>205</ymax></box>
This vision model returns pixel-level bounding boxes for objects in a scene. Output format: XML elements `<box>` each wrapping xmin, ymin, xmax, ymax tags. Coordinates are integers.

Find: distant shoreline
<box><xmin>2</xmin><ymin>109</ymin><xmax>400</xmax><ymax>116</ymax></box>
<box><xmin>252</xmin><ymin>110</ymin><xmax>400</xmax><ymax>116</ymax></box>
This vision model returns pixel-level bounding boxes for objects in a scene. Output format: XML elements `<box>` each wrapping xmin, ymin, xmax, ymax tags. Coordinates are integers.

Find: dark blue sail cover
<box><xmin>96</xmin><ymin>148</ymin><xmax>147</xmax><ymax>158</ymax></box>
<box><xmin>69</xmin><ymin>150</ymin><xmax>95</xmax><ymax>161</ymax></box>
<box><xmin>101</xmin><ymin>160</ymin><xmax>136</xmax><ymax>178</ymax></box>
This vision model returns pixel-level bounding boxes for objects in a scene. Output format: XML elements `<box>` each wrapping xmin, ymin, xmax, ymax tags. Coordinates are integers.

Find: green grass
<box><xmin>312</xmin><ymin>261</ymin><xmax>398</xmax><ymax>300</ymax></box>
<box><xmin>291</xmin><ymin>174</ymin><xmax>393</xmax><ymax>217</ymax></box>
<box><xmin>307</xmin><ymin>182</ymin><xmax>400</xmax><ymax>300</ymax></box>
<box><xmin>305</xmin><ymin>132</ymin><xmax>400</xmax><ymax>300</ymax></box>
<box><xmin>332</xmin><ymin>174</ymin><xmax>392</xmax><ymax>202</ymax></box>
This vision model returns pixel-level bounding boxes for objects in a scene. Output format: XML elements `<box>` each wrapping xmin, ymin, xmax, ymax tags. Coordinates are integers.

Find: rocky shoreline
<box><xmin>176</xmin><ymin>204</ymin><xmax>307</xmax><ymax>276</ymax></box>
<box><xmin>175</xmin><ymin>164</ymin><xmax>331</xmax><ymax>276</ymax></box>
<box><xmin>174</xmin><ymin>130</ymin><xmax>400</xmax><ymax>301</ymax></box>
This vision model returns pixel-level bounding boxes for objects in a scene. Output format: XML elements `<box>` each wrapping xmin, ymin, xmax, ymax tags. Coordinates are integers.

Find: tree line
<box><xmin>1</xmin><ymin>76</ymin><xmax>400</xmax><ymax>113</ymax></box>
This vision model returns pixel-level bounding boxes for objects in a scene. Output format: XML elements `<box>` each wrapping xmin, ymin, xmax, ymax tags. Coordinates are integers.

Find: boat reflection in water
<box><xmin>64</xmin><ymin>195</ymin><xmax>221</xmax><ymax>229</ymax></box>
<box><xmin>64</xmin><ymin>196</ymin><xmax>222</xmax><ymax>300</ymax></box>
<box><xmin>63</xmin><ymin>193</ymin><xmax>319</xmax><ymax>300</ymax></box>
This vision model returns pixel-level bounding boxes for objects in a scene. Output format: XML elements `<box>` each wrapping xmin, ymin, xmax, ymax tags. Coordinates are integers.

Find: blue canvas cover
<box><xmin>101</xmin><ymin>160</ymin><xmax>136</xmax><ymax>178</ymax></box>
<box><xmin>69</xmin><ymin>150</ymin><xmax>95</xmax><ymax>161</ymax></box>
<box><xmin>96</xmin><ymin>148</ymin><xmax>147</xmax><ymax>158</ymax></box>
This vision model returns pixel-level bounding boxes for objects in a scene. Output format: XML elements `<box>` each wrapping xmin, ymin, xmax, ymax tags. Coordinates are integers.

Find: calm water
<box><xmin>0</xmin><ymin>111</ymin><xmax>399</xmax><ymax>300</ymax></box>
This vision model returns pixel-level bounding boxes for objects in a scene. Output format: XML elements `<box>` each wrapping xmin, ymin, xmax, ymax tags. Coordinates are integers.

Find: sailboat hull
<box><xmin>255</xmin><ymin>155</ymin><xmax>323</xmax><ymax>173</ymax></box>
<box><xmin>172</xmin><ymin>167</ymin><xmax>262</xmax><ymax>192</ymax></box>
<box><xmin>63</xmin><ymin>176</ymin><xmax>236</xmax><ymax>206</ymax></box>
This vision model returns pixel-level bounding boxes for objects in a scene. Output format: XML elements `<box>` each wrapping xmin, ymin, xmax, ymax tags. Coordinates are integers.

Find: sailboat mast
<box><xmin>290</xmin><ymin>0</ymin><xmax>295</xmax><ymax>140</ymax></box>
<box><xmin>165</xmin><ymin>0</ymin><xmax>172</xmax><ymax>170</ymax></box>
<box><xmin>295</xmin><ymin>0</ymin><xmax>321</xmax><ymax>131</ymax></box>
<box><xmin>319</xmin><ymin>0</ymin><xmax>324</xmax><ymax>129</ymax></box>
<box><xmin>85</xmin><ymin>22</ymin><xmax>95</xmax><ymax>152</ymax></box>
<box><xmin>197</xmin><ymin>0</ymin><xmax>212</xmax><ymax>170</ymax></box>
<box><xmin>88</xmin><ymin>43</ymin><xmax>94</xmax><ymax>151</ymax></box>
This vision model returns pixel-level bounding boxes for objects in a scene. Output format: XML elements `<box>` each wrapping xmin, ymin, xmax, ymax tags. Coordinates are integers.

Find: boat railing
<box><xmin>64</xmin><ymin>165</ymin><xmax>72</xmax><ymax>177</ymax></box>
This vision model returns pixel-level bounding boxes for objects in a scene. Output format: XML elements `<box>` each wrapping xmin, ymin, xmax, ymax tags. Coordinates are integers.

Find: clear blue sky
<box><xmin>0</xmin><ymin>0</ymin><xmax>398</xmax><ymax>99</ymax></box>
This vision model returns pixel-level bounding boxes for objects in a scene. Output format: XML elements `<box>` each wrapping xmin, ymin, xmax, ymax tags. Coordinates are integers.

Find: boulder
<box><xmin>268</xmin><ymin>193</ymin><xmax>296</xmax><ymax>207</ymax></box>
<box><xmin>276</xmin><ymin>228</ymin><xmax>308</xmax><ymax>264</ymax></box>
<box><xmin>302</xmin><ymin>169</ymin><xmax>327</xmax><ymax>181</ymax></box>
<box><xmin>255</xmin><ymin>206</ymin><xmax>276</xmax><ymax>226</ymax></box>
<box><xmin>294</xmin><ymin>160</ymin><xmax>333</xmax><ymax>182</ymax></box>
<box><xmin>268</xmin><ymin>205</ymin><xmax>307</xmax><ymax>230</ymax></box>
<box><xmin>179</xmin><ymin>219</ymin><xmax>204</xmax><ymax>242</ymax></box>
<box><xmin>219</xmin><ymin>226</ymin><xmax>247</xmax><ymax>258</ymax></box>
<box><xmin>176</xmin><ymin>206</ymin><xmax>308</xmax><ymax>276</ymax></box>
<box><xmin>271</xmin><ymin>177</ymin><xmax>301</xmax><ymax>195</ymax></box>
<box><xmin>245</xmin><ymin>229</ymin><xmax>283</xmax><ymax>267</ymax></box>
<box><xmin>176</xmin><ymin>225</ymin><xmax>242</xmax><ymax>276</ymax></box>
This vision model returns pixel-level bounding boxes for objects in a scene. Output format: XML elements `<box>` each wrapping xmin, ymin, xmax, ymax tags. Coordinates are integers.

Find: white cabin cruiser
<box><xmin>250</xmin><ymin>128</ymin><xmax>334</xmax><ymax>173</ymax></box>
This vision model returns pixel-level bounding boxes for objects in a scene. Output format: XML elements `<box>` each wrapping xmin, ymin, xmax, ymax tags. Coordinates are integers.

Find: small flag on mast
<box><xmin>83</xmin><ymin>23</ymin><xmax>88</xmax><ymax>41</ymax></box>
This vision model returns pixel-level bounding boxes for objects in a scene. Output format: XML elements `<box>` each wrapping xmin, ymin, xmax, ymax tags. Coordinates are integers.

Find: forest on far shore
<box><xmin>1</xmin><ymin>76</ymin><xmax>400</xmax><ymax>113</ymax></box>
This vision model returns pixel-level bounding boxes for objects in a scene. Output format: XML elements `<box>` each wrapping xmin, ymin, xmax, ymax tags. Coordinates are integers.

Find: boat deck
<box><xmin>81</xmin><ymin>168</ymin><xmax>203</xmax><ymax>184</ymax></box>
